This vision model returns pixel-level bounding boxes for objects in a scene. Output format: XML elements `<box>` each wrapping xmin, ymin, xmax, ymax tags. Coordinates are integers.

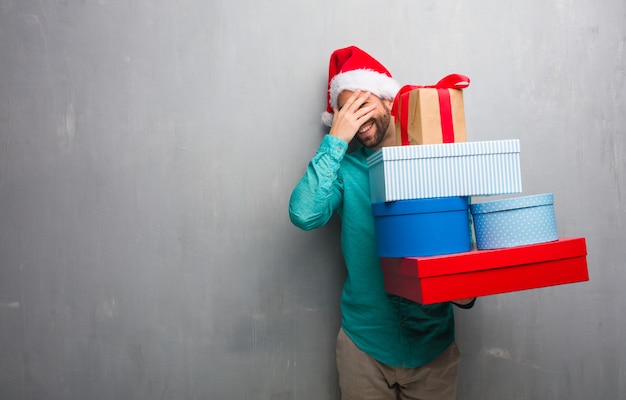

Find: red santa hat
<box><xmin>321</xmin><ymin>46</ymin><xmax>401</xmax><ymax>127</ymax></box>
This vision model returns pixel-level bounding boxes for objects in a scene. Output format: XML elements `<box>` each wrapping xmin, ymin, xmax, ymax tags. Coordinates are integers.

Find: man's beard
<box><xmin>356</xmin><ymin>104</ymin><xmax>391</xmax><ymax>149</ymax></box>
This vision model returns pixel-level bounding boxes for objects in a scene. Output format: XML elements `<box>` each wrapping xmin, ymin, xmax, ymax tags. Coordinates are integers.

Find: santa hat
<box><xmin>321</xmin><ymin>46</ymin><xmax>401</xmax><ymax>127</ymax></box>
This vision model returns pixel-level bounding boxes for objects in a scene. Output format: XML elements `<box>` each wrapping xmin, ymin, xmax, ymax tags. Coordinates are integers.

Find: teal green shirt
<box><xmin>289</xmin><ymin>134</ymin><xmax>468</xmax><ymax>368</ymax></box>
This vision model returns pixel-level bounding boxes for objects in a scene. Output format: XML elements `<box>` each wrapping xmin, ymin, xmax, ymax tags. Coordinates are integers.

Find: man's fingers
<box><xmin>356</xmin><ymin>102</ymin><xmax>377</xmax><ymax>118</ymax></box>
<box><xmin>339</xmin><ymin>90</ymin><xmax>370</xmax><ymax>113</ymax></box>
<box><xmin>329</xmin><ymin>90</ymin><xmax>378</xmax><ymax>142</ymax></box>
<box><xmin>348</xmin><ymin>91</ymin><xmax>371</xmax><ymax>112</ymax></box>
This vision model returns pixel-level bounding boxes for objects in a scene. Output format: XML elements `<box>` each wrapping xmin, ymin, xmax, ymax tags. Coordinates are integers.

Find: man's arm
<box><xmin>289</xmin><ymin>90</ymin><xmax>376</xmax><ymax>231</ymax></box>
<box><xmin>288</xmin><ymin>135</ymin><xmax>347</xmax><ymax>231</ymax></box>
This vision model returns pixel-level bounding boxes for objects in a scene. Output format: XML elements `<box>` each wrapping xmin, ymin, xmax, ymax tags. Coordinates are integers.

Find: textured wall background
<box><xmin>0</xmin><ymin>0</ymin><xmax>624</xmax><ymax>399</ymax></box>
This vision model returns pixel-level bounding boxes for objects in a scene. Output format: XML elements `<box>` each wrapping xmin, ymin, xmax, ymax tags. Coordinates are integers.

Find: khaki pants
<box><xmin>336</xmin><ymin>328</ymin><xmax>460</xmax><ymax>400</ymax></box>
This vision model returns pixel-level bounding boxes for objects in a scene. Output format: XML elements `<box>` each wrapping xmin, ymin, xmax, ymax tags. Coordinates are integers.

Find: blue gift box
<box><xmin>367</xmin><ymin>140</ymin><xmax>522</xmax><ymax>203</ymax></box>
<box><xmin>470</xmin><ymin>193</ymin><xmax>558</xmax><ymax>250</ymax></box>
<box><xmin>371</xmin><ymin>197</ymin><xmax>471</xmax><ymax>258</ymax></box>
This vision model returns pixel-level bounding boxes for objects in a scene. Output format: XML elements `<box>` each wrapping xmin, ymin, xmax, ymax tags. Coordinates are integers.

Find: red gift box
<box><xmin>381</xmin><ymin>237</ymin><xmax>589</xmax><ymax>305</ymax></box>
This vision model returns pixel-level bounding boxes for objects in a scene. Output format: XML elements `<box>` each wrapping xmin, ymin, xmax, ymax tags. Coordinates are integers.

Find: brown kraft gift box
<box><xmin>393</xmin><ymin>74</ymin><xmax>470</xmax><ymax>145</ymax></box>
<box><xmin>395</xmin><ymin>88</ymin><xmax>467</xmax><ymax>145</ymax></box>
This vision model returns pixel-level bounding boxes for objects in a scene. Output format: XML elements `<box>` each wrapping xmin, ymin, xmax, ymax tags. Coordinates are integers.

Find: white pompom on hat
<box><xmin>321</xmin><ymin>46</ymin><xmax>401</xmax><ymax>127</ymax></box>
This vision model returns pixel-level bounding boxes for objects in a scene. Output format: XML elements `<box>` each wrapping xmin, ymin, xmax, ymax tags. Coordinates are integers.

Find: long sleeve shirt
<box><xmin>289</xmin><ymin>134</ymin><xmax>462</xmax><ymax>368</ymax></box>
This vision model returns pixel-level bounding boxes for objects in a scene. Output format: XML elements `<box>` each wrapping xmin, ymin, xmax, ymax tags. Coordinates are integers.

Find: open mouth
<box><xmin>358</xmin><ymin>121</ymin><xmax>374</xmax><ymax>135</ymax></box>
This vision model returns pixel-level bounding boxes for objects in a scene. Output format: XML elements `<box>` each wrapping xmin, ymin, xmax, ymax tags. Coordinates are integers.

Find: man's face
<box><xmin>337</xmin><ymin>91</ymin><xmax>394</xmax><ymax>150</ymax></box>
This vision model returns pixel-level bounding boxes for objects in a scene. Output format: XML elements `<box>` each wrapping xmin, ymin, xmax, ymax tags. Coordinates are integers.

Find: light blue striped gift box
<box><xmin>367</xmin><ymin>140</ymin><xmax>522</xmax><ymax>203</ymax></box>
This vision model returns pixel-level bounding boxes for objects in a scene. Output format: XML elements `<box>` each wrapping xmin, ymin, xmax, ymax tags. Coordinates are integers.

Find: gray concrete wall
<box><xmin>0</xmin><ymin>0</ymin><xmax>624</xmax><ymax>399</ymax></box>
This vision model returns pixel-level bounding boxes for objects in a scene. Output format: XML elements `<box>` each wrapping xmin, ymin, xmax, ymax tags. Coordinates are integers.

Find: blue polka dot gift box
<box><xmin>470</xmin><ymin>193</ymin><xmax>558</xmax><ymax>250</ymax></box>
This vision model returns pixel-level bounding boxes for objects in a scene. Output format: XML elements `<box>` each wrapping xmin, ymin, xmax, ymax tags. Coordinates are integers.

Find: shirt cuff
<box><xmin>322</xmin><ymin>134</ymin><xmax>348</xmax><ymax>160</ymax></box>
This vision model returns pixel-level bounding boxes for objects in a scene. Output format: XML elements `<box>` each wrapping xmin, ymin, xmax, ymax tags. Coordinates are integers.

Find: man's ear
<box><xmin>383</xmin><ymin>98</ymin><xmax>394</xmax><ymax>110</ymax></box>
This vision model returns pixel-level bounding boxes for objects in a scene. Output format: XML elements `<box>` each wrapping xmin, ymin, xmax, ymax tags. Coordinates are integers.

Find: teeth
<box><xmin>359</xmin><ymin>122</ymin><xmax>373</xmax><ymax>133</ymax></box>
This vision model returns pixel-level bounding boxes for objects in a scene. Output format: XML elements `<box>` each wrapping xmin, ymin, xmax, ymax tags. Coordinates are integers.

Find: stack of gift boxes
<box><xmin>367</xmin><ymin>75</ymin><xmax>589</xmax><ymax>305</ymax></box>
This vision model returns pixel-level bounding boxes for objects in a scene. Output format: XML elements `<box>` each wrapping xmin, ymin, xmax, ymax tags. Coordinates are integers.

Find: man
<box><xmin>289</xmin><ymin>46</ymin><xmax>474</xmax><ymax>400</ymax></box>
